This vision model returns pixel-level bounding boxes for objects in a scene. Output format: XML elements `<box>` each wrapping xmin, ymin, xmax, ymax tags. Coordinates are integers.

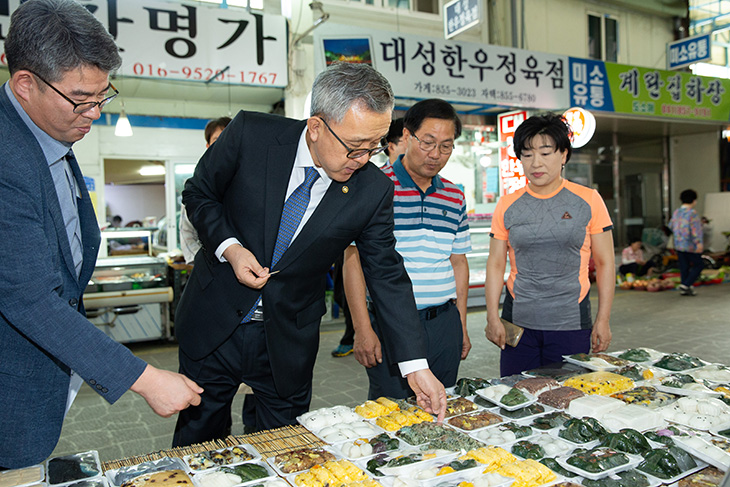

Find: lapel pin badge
<box><xmin>342</xmin><ymin>186</ymin><xmax>349</xmax><ymax>194</ymax></box>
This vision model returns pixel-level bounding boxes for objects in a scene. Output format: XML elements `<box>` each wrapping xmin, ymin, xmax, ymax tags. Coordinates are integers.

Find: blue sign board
<box><xmin>568</xmin><ymin>57</ymin><xmax>615</xmax><ymax>112</ymax></box>
<box><xmin>444</xmin><ymin>0</ymin><xmax>480</xmax><ymax>40</ymax></box>
<box><xmin>667</xmin><ymin>33</ymin><xmax>712</xmax><ymax>70</ymax></box>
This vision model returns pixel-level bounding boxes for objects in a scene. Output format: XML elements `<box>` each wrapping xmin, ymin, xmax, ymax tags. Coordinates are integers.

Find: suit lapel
<box><xmin>68</xmin><ymin>160</ymin><xmax>101</xmax><ymax>286</ymax></box>
<box><xmin>263</xmin><ymin>121</ymin><xmax>305</xmax><ymax>267</ymax></box>
<box><xmin>42</xmin><ymin>162</ymin><xmax>79</xmax><ymax>282</ymax></box>
<box><xmin>273</xmin><ymin>170</ymin><xmax>358</xmax><ymax>270</ymax></box>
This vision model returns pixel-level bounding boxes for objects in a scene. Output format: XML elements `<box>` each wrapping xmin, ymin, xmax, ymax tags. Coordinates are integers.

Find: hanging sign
<box><xmin>563</xmin><ymin>107</ymin><xmax>596</xmax><ymax>148</ymax></box>
<box><xmin>667</xmin><ymin>33</ymin><xmax>712</xmax><ymax>71</ymax></box>
<box><xmin>444</xmin><ymin>0</ymin><xmax>481</xmax><ymax>40</ymax></box>
<box><xmin>498</xmin><ymin>110</ymin><xmax>528</xmax><ymax>195</ymax></box>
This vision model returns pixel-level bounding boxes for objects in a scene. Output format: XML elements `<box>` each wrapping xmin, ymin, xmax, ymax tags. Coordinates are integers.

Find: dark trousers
<box><xmin>366</xmin><ymin>300</ymin><xmax>462</xmax><ymax>399</ymax></box>
<box><xmin>333</xmin><ymin>254</ymin><xmax>354</xmax><ymax>346</ymax></box>
<box><xmin>677</xmin><ymin>250</ymin><xmax>704</xmax><ymax>287</ymax></box>
<box><xmin>500</xmin><ymin>328</ymin><xmax>592</xmax><ymax>377</ymax></box>
<box><xmin>173</xmin><ymin>321</ymin><xmax>311</xmax><ymax>447</ymax></box>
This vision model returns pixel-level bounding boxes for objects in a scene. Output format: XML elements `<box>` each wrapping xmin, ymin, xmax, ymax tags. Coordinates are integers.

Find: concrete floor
<box><xmin>52</xmin><ymin>283</ymin><xmax>730</xmax><ymax>464</ymax></box>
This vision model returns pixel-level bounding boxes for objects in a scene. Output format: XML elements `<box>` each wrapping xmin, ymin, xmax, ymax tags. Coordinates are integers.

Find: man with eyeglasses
<box><xmin>0</xmin><ymin>0</ymin><xmax>202</xmax><ymax>469</ymax></box>
<box><xmin>173</xmin><ymin>62</ymin><xmax>447</xmax><ymax>446</ymax></box>
<box><xmin>344</xmin><ymin>99</ymin><xmax>472</xmax><ymax>399</ymax></box>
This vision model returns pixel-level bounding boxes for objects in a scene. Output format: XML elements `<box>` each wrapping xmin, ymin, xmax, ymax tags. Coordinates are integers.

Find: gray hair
<box><xmin>310</xmin><ymin>63</ymin><xmax>394</xmax><ymax>122</ymax></box>
<box><xmin>4</xmin><ymin>0</ymin><xmax>121</xmax><ymax>82</ymax></box>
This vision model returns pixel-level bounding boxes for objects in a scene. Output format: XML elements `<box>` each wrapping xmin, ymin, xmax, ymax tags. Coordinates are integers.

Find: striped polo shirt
<box><xmin>384</xmin><ymin>158</ymin><xmax>471</xmax><ymax>310</ymax></box>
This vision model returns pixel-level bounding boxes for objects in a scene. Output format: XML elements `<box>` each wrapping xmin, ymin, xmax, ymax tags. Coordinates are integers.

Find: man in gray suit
<box><xmin>0</xmin><ymin>0</ymin><xmax>202</xmax><ymax>469</ymax></box>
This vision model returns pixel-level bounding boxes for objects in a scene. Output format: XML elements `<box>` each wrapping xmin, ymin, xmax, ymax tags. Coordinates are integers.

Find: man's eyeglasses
<box><xmin>410</xmin><ymin>130</ymin><xmax>455</xmax><ymax>155</ymax></box>
<box><xmin>318</xmin><ymin>116</ymin><xmax>387</xmax><ymax>159</ymax></box>
<box><xmin>31</xmin><ymin>71</ymin><xmax>118</xmax><ymax>114</ymax></box>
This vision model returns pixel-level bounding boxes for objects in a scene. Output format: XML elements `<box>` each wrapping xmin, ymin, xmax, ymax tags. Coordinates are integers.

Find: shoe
<box><xmin>679</xmin><ymin>284</ymin><xmax>697</xmax><ymax>296</ymax></box>
<box><xmin>332</xmin><ymin>344</ymin><xmax>353</xmax><ymax>357</ymax></box>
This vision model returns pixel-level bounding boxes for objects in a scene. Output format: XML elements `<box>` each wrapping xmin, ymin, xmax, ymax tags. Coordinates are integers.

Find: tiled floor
<box><xmin>53</xmin><ymin>283</ymin><xmax>729</xmax><ymax>463</ymax></box>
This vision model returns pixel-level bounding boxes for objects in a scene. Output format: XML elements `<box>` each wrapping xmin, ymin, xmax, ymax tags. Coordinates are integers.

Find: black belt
<box><xmin>369</xmin><ymin>299</ymin><xmax>456</xmax><ymax>321</ymax></box>
<box><xmin>250</xmin><ymin>306</ymin><xmax>264</xmax><ymax>322</ymax></box>
<box><xmin>419</xmin><ymin>299</ymin><xmax>456</xmax><ymax>321</ymax></box>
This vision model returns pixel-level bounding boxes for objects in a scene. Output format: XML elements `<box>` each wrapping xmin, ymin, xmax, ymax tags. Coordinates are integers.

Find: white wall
<box><xmin>74</xmin><ymin>124</ymin><xmax>205</xmax><ymax>226</ymax></box>
<box><xmin>104</xmin><ymin>184</ymin><xmax>166</xmax><ymax>225</ymax></box>
<box><xmin>704</xmin><ymin>193</ymin><xmax>730</xmax><ymax>251</ymax></box>
<box><xmin>521</xmin><ymin>0</ymin><xmax>674</xmax><ymax>67</ymax></box>
<box><xmin>669</xmin><ymin>131</ymin><xmax>721</xmax><ymax>217</ymax></box>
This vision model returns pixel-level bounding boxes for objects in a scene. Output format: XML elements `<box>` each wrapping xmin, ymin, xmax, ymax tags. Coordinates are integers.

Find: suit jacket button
<box><xmin>237</xmin><ymin>310</ymin><xmax>244</xmax><ymax>317</ymax></box>
<box><xmin>101</xmin><ymin>388</ymin><xmax>108</xmax><ymax>393</ymax></box>
<box><xmin>89</xmin><ymin>379</ymin><xmax>96</xmax><ymax>385</ymax></box>
<box><xmin>96</xmin><ymin>384</ymin><xmax>103</xmax><ymax>390</ymax></box>
<box><xmin>69</xmin><ymin>298</ymin><xmax>78</xmax><ymax>307</ymax></box>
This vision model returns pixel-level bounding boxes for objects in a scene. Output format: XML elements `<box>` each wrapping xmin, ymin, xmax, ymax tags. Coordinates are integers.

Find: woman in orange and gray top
<box><xmin>484</xmin><ymin>113</ymin><xmax>615</xmax><ymax>377</ymax></box>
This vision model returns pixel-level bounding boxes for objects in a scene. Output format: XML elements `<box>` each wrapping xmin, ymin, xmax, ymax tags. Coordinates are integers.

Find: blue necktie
<box><xmin>241</xmin><ymin>166</ymin><xmax>320</xmax><ymax>323</ymax></box>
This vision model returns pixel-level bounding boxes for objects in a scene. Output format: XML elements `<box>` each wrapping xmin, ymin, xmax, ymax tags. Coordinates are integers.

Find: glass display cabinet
<box><xmin>83</xmin><ymin>256</ymin><xmax>173</xmax><ymax>343</ymax></box>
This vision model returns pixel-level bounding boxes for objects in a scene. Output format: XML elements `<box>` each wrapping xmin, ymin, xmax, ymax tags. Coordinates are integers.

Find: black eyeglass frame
<box><xmin>30</xmin><ymin>70</ymin><xmax>119</xmax><ymax>114</ymax></box>
<box><xmin>409</xmin><ymin>130</ymin><xmax>455</xmax><ymax>155</ymax></box>
<box><xmin>317</xmin><ymin>116</ymin><xmax>388</xmax><ymax>159</ymax></box>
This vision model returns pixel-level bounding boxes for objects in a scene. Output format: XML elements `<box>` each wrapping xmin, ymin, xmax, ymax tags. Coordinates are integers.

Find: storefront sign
<box><xmin>667</xmin><ymin>33</ymin><xmax>712</xmax><ymax>70</ymax></box>
<box><xmin>569</xmin><ymin>58</ymin><xmax>730</xmax><ymax>121</ymax></box>
<box><xmin>444</xmin><ymin>0</ymin><xmax>480</xmax><ymax>40</ymax></box>
<box><xmin>498</xmin><ymin>111</ymin><xmax>528</xmax><ymax>195</ymax></box>
<box><xmin>0</xmin><ymin>0</ymin><xmax>288</xmax><ymax>88</ymax></box>
<box><xmin>315</xmin><ymin>24</ymin><xmax>569</xmax><ymax>109</ymax></box>
<box><xmin>563</xmin><ymin>107</ymin><xmax>596</xmax><ymax>148</ymax></box>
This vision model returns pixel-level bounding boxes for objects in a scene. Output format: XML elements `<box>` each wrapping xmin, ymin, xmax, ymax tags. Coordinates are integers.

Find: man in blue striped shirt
<box><xmin>344</xmin><ymin>99</ymin><xmax>472</xmax><ymax>399</ymax></box>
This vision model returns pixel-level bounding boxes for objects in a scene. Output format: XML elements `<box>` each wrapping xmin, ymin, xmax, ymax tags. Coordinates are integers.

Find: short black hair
<box><xmin>5</xmin><ymin>0</ymin><xmax>121</xmax><ymax>82</ymax></box>
<box><xmin>204</xmin><ymin>117</ymin><xmax>232</xmax><ymax>144</ymax></box>
<box><xmin>680</xmin><ymin>189</ymin><xmax>697</xmax><ymax>204</ymax></box>
<box><xmin>403</xmin><ymin>99</ymin><xmax>462</xmax><ymax>139</ymax></box>
<box><xmin>513</xmin><ymin>113</ymin><xmax>573</xmax><ymax>163</ymax></box>
<box><xmin>629</xmin><ymin>237</ymin><xmax>642</xmax><ymax>245</ymax></box>
<box><xmin>384</xmin><ymin>118</ymin><xmax>404</xmax><ymax>156</ymax></box>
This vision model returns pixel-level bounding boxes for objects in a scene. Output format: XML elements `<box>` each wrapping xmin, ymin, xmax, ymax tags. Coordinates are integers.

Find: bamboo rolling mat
<box><xmin>102</xmin><ymin>425</ymin><xmax>324</xmax><ymax>472</ymax></box>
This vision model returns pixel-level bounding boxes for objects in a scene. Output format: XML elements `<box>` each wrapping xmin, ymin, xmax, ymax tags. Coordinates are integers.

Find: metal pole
<box><xmin>612</xmin><ymin>132</ymin><xmax>623</xmax><ymax>246</ymax></box>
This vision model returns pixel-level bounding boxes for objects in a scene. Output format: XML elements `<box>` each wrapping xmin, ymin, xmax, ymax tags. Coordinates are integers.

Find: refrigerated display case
<box><xmin>83</xmin><ymin>256</ymin><xmax>173</xmax><ymax>343</ymax></box>
<box><xmin>466</xmin><ymin>215</ymin><xmax>509</xmax><ymax>308</ymax></box>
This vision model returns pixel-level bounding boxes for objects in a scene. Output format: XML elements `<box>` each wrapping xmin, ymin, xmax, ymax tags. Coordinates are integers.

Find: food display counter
<box><xmin>83</xmin><ymin>256</ymin><xmax>172</xmax><ymax>343</ymax></box>
<box><xmin>9</xmin><ymin>349</ymin><xmax>730</xmax><ymax>487</ymax></box>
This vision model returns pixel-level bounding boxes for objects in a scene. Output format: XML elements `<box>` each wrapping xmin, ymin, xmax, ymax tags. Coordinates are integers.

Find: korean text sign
<box><xmin>0</xmin><ymin>0</ymin><xmax>288</xmax><ymax>88</ymax></box>
<box><xmin>667</xmin><ymin>33</ymin><xmax>711</xmax><ymax>71</ymax></box>
<box><xmin>314</xmin><ymin>24</ymin><xmax>570</xmax><ymax>109</ymax></box>
<box><xmin>570</xmin><ymin>57</ymin><xmax>730</xmax><ymax>121</ymax></box>
<box><xmin>498</xmin><ymin>111</ymin><xmax>527</xmax><ymax>195</ymax></box>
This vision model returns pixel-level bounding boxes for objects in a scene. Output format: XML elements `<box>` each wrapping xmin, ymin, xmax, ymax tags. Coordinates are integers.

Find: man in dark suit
<box><xmin>174</xmin><ymin>62</ymin><xmax>447</xmax><ymax>446</ymax></box>
<box><xmin>0</xmin><ymin>0</ymin><xmax>202</xmax><ymax>469</ymax></box>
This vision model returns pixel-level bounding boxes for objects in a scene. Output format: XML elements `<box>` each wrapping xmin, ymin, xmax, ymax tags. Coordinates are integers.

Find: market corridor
<box><xmin>53</xmin><ymin>283</ymin><xmax>729</xmax><ymax>464</ymax></box>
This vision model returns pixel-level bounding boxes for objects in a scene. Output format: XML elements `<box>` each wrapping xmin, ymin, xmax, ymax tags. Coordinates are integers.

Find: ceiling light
<box><xmin>115</xmin><ymin>108</ymin><xmax>133</xmax><ymax>137</ymax></box>
<box><xmin>139</xmin><ymin>165</ymin><xmax>166</xmax><ymax>176</ymax></box>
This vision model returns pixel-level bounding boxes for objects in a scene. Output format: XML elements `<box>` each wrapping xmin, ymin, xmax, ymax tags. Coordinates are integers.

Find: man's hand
<box><xmin>697</xmin><ymin>243</ymin><xmax>704</xmax><ymax>253</ymax></box>
<box><xmin>461</xmin><ymin>332</ymin><xmax>472</xmax><ymax>360</ymax></box>
<box><xmin>485</xmin><ymin>315</ymin><xmax>506</xmax><ymax>350</ymax></box>
<box><xmin>406</xmin><ymin>369</ymin><xmax>446</xmax><ymax>423</ymax></box>
<box><xmin>354</xmin><ymin>327</ymin><xmax>382</xmax><ymax>368</ymax></box>
<box><xmin>591</xmin><ymin>318</ymin><xmax>612</xmax><ymax>353</ymax></box>
<box><xmin>130</xmin><ymin>365</ymin><xmax>203</xmax><ymax>417</ymax></box>
<box><xmin>223</xmin><ymin>244</ymin><xmax>270</xmax><ymax>289</ymax></box>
